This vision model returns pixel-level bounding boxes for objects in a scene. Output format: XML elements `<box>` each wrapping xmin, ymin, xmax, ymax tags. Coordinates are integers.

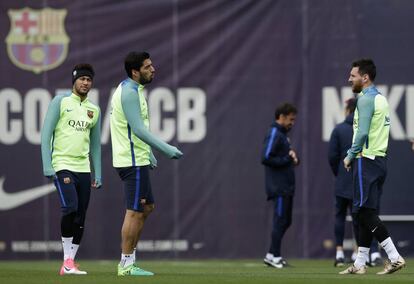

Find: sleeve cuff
<box><xmin>346</xmin><ymin>151</ymin><xmax>356</xmax><ymax>161</ymax></box>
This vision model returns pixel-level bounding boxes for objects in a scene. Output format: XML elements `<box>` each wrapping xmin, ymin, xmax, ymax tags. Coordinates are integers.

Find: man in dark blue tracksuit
<box><xmin>328</xmin><ymin>98</ymin><xmax>381</xmax><ymax>267</ymax></box>
<box><xmin>328</xmin><ymin>98</ymin><xmax>359</xmax><ymax>267</ymax></box>
<box><xmin>262</xmin><ymin>103</ymin><xmax>298</xmax><ymax>269</ymax></box>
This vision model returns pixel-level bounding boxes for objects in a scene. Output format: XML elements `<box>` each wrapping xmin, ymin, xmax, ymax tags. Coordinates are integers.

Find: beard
<box><xmin>138</xmin><ymin>72</ymin><xmax>154</xmax><ymax>85</ymax></box>
<box><xmin>352</xmin><ymin>82</ymin><xmax>363</xmax><ymax>93</ymax></box>
<box><xmin>139</xmin><ymin>77</ymin><xmax>153</xmax><ymax>85</ymax></box>
<box><xmin>75</xmin><ymin>86</ymin><xmax>89</xmax><ymax>97</ymax></box>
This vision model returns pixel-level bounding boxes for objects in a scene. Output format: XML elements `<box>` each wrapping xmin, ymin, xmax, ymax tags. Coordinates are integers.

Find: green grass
<box><xmin>0</xmin><ymin>259</ymin><xmax>412</xmax><ymax>284</ymax></box>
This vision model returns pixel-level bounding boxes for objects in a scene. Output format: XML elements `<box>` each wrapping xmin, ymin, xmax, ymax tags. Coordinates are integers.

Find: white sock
<box><xmin>354</xmin><ymin>247</ymin><xmax>369</xmax><ymax>269</ymax></box>
<box><xmin>265</xmin><ymin>253</ymin><xmax>274</xmax><ymax>260</ymax></box>
<box><xmin>133</xmin><ymin>247</ymin><xmax>137</xmax><ymax>262</ymax></box>
<box><xmin>62</xmin><ymin>237</ymin><xmax>73</xmax><ymax>261</ymax></box>
<box><xmin>370</xmin><ymin>251</ymin><xmax>381</xmax><ymax>261</ymax></box>
<box><xmin>351</xmin><ymin>251</ymin><xmax>357</xmax><ymax>261</ymax></box>
<box><xmin>364</xmin><ymin>253</ymin><xmax>370</xmax><ymax>263</ymax></box>
<box><xmin>70</xmin><ymin>244</ymin><xmax>79</xmax><ymax>260</ymax></box>
<box><xmin>336</xmin><ymin>250</ymin><xmax>344</xmax><ymax>259</ymax></box>
<box><xmin>380</xmin><ymin>237</ymin><xmax>400</xmax><ymax>262</ymax></box>
<box><xmin>273</xmin><ymin>256</ymin><xmax>282</xmax><ymax>263</ymax></box>
<box><xmin>120</xmin><ymin>254</ymin><xmax>134</xmax><ymax>268</ymax></box>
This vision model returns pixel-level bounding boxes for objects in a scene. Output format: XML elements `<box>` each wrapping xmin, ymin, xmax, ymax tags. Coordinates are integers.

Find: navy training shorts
<box><xmin>352</xmin><ymin>157</ymin><xmax>386</xmax><ymax>213</ymax></box>
<box><xmin>116</xmin><ymin>166</ymin><xmax>154</xmax><ymax>212</ymax></box>
<box><xmin>54</xmin><ymin>170</ymin><xmax>91</xmax><ymax>225</ymax></box>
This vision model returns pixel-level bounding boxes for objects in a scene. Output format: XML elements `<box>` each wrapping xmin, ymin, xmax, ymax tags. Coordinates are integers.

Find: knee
<box><xmin>74</xmin><ymin>214</ymin><xmax>86</xmax><ymax>227</ymax></box>
<box><xmin>143</xmin><ymin>204</ymin><xmax>155</xmax><ymax>218</ymax></box>
<box><xmin>276</xmin><ymin>218</ymin><xmax>291</xmax><ymax>230</ymax></box>
<box><xmin>285</xmin><ymin>219</ymin><xmax>292</xmax><ymax>229</ymax></box>
<box><xmin>61</xmin><ymin>196</ymin><xmax>78</xmax><ymax>215</ymax></box>
<box><xmin>62</xmin><ymin>205</ymin><xmax>77</xmax><ymax>216</ymax></box>
<box><xmin>126</xmin><ymin>209</ymin><xmax>142</xmax><ymax>217</ymax></box>
<box><xmin>358</xmin><ymin>208</ymin><xmax>380</xmax><ymax>229</ymax></box>
<box><xmin>335</xmin><ymin>210</ymin><xmax>347</xmax><ymax>221</ymax></box>
<box><xmin>353</xmin><ymin>212</ymin><xmax>362</xmax><ymax>224</ymax></box>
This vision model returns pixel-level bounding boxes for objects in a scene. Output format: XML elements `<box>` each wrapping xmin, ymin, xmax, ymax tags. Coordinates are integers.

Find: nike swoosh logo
<box><xmin>64</xmin><ymin>266</ymin><xmax>72</xmax><ymax>272</ymax></box>
<box><xmin>0</xmin><ymin>177</ymin><xmax>55</xmax><ymax>211</ymax></box>
<box><xmin>66</xmin><ymin>109</ymin><xmax>73</xmax><ymax>112</ymax></box>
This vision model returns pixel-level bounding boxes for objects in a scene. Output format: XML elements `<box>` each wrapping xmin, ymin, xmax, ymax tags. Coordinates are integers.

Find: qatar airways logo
<box><xmin>68</xmin><ymin>120</ymin><xmax>90</xmax><ymax>132</ymax></box>
<box><xmin>322</xmin><ymin>85</ymin><xmax>414</xmax><ymax>141</ymax></box>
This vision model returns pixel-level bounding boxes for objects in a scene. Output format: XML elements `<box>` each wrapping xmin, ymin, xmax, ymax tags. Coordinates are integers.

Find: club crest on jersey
<box><xmin>5</xmin><ymin>7</ymin><xmax>70</xmax><ymax>74</ymax></box>
<box><xmin>87</xmin><ymin>110</ymin><xmax>94</xmax><ymax>119</ymax></box>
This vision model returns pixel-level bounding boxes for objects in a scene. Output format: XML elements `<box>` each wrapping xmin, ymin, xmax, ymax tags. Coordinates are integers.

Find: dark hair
<box><xmin>345</xmin><ymin>98</ymin><xmax>356</xmax><ymax>113</ymax></box>
<box><xmin>72</xmin><ymin>63</ymin><xmax>94</xmax><ymax>84</ymax></box>
<box><xmin>352</xmin><ymin>58</ymin><xmax>376</xmax><ymax>81</ymax></box>
<box><xmin>275</xmin><ymin>103</ymin><xmax>297</xmax><ymax>119</ymax></box>
<box><xmin>124</xmin><ymin>51</ymin><xmax>150</xmax><ymax>78</ymax></box>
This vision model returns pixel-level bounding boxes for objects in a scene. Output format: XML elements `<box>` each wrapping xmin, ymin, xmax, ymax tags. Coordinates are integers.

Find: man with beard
<box><xmin>328</xmin><ymin>98</ymin><xmax>383</xmax><ymax>267</ymax></box>
<box><xmin>110</xmin><ymin>51</ymin><xmax>183</xmax><ymax>276</ymax></box>
<box><xmin>41</xmin><ymin>63</ymin><xmax>102</xmax><ymax>275</ymax></box>
<box><xmin>262</xmin><ymin>103</ymin><xmax>299</xmax><ymax>268</ymax></box>
<box><xmin>340</xmin><ymin>58</ymin><xmax>405</xmax><ymax>275</ymax></box>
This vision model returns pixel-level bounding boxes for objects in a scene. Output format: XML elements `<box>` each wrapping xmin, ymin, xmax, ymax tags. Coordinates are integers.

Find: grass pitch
<box><xmin>0</xmin><ymin>259</ymin><xmax>412</xmax><ymax>284</ymax></box>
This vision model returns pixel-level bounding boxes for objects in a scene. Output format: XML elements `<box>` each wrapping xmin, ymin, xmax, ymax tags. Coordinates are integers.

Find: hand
<box><xmin>44</xmin><ymin>168</ymin><xmax>56</xmax><ymax>179</ymax></box>
<box><xmin>46</xmin><ymin>174</ymin><xmax>58</xmax><ymax>182</ymax></box>
<box><xmin>343</xmin><ymin>157</ymin><xmax>352</xmax><ymax>172</ymax></box>
<box><xmin>91</xmin><ymin>178</ymin><xmax>102</xmax><ymax>190</ymax></box>
<box><xmin>150</xmin><ymin>153</ymin><xmax>158</xmax><ymax>169</ymax></box>
<box><xmin>168</xmin><ymin>146</ymin><xmax>183</xmax><ymax>159</ymax></box>
<box><xmin>289</xmin><ymin>150</ymin><xmax>299</xmax><ymax>165</ymax></box>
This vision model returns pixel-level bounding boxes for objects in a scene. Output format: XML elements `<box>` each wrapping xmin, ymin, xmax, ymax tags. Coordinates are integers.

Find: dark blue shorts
<box><xmin>352</xmin><ymin>157</ymin><xmax>386</xmax><ymax>213</ymax></box>
<box><xmin>116</xmin><ymin>166</ymin><xmax>154</xmax><ymax>212</ymax></box>
<box><xmin>54</xmin><ymin>170</ymin><xmax>91</xmax><ymax>224</ymax></box>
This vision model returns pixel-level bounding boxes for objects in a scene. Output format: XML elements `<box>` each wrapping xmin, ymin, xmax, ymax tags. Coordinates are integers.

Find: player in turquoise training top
<box><xmin>340</xmin><ymin>59</ymin><xmax>405</xmax><ymax>275</ymax></box>
<box><xmin>110</xmin><ymin>51</ymin><xmax>183</xmax><ymax>276</ymax></box>
<box><xmin>41</xmin><ymin>63</ymin><xmax>101</xmax><ymax>275</ymax></box>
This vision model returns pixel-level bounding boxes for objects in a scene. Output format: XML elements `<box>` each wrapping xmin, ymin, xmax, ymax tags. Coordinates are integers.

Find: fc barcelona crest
<box><xmin>87</xmin><ymin>110</ymin><xmax>94</xmax><ymax>119</ymax></box>
<box><xmin>5</xmin><ymin>7</ymin><xmax>70</xmax><ymax>74</ymax></box>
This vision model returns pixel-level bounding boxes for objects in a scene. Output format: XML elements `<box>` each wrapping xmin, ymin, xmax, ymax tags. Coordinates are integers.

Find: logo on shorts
<box><xmin>63</xmin><ymin>177</ymin><xmax>71</xmax><ymax>184</ymax></box>
<box><xmin>87</xmin><ymin>110</ymin><xmax>94</xmax><ymax>119</ymax></box>
<box><xmin>5</xmin><ymin>7</ymin><xmax>70</xmax><ymax>74</ymax></box>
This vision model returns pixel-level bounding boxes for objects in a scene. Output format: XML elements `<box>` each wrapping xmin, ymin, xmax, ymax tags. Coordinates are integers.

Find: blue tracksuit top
<box><xmin>261</xmin><ymin>122</ymin><xmax>295</xmax><ymax>199</ymax></box>
<box><xmin>328</xmin><ymin>114</ymin><xmax>354</xmax><ymax>199</ymax></box>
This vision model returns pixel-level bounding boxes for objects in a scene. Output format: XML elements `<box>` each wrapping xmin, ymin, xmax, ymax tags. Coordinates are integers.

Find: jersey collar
<box><xmin>70</xmin><ymin>93</ymin><xmax>89</xmax><ymax>103</ymax></box>
<box><xmin>272</xmin><ymin>121</ymin><xmax>288</xmax><ymax>133</ymax></box>
<box><xmin>126</xmin><ymin>77</ymin><xmax>145</xmax><ymax>92</ymax></box>
<box><xmin>360</xmin><ymin>84</ymin><xmax>376</xmax><ymax>96</ymax></box>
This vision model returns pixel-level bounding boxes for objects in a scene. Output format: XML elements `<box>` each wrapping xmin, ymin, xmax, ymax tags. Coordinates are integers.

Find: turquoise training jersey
<box><xmin>41</xmin><ymin>93</ymin><xmax>101</xmax><ymax>176</ymax></box>
<box><xmin>347</xmin><ymin>85</ymin><xmax>390</xmax><ymax>160</ymax></box>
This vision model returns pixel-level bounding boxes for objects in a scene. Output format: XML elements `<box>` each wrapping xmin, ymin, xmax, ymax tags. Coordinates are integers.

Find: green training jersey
<box><xmin>348</xmin><ymin>85</ymin><xmax>390</xmax><ymax>160</ymax></box>
<box><xmin>41</xmin><ymin>93</ymin><xmax>101</xmax><ymax>174</ymax></box>
<box><xmin>110</xmin><ymin>78</ymin><xmax>151</xmax><ymax>167</ymax></box>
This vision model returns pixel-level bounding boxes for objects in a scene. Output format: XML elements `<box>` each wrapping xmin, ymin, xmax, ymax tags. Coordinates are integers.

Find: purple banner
<box><xmin>0</xmin><ymin>0</ymin><xmax>413</xmax><ymax>260</ymax></box>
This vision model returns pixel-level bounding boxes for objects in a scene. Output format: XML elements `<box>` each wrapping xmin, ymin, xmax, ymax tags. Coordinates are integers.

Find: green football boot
<box><xmin>117</xmin><ymin>263</ymin><xmax>154</xmax><ymax>276</ymax></box>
